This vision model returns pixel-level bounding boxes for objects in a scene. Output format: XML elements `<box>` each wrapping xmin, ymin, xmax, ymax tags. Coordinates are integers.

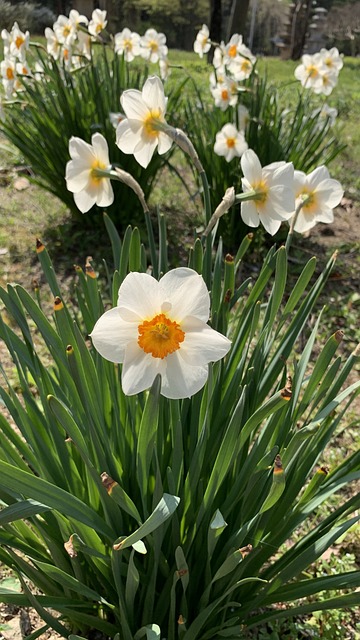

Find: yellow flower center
<box><xmin>91</xmin><ymin>159</ymin><xmax>107</xmax><ymax>183</ymax></box>
<box><xmin>15</xmin><ymin>35</ymin><xmax>24</xmax><ymax>49</ymax></box>
<box><xmin>299</xmin><ymin>189</ymin><xmax>318</xmax><ymax>214</ymax></box>
<box><xmin>149</xmin><ymin>40</ymin><xmax>159</xmax><ymax>52</ymax></box>
<box><xmin>306</xmin><ymin>65</ymin><xmax>319</xmax><ymax>79</ymax></box>
<box><xmin>221</xmin><ymin>89</ymin><xmax>229</xmax><ymax>101</ymax></box>
<box><xmin>202</xmin><ymin>36</ymin><xmax>208</xmax><ymax>47</ymax></box>
<box><xmin>325</xmin><ymin>57</ymin><xmax>333</xmax><ymax>68</ymax></box>
<box><xmin>226</xmin><ymin>137</ymin><xmax>236</xmax><ymax>148</ymax></box>
<box><xmin>143</xmin><ymin>108</ymin><xmax>162</xmax><ymax>137</ymax></box>
<box><xmin>138</xmin><ymin>313</ymin><xmax>185</xmax><ymax>359</ymax></box>
<box><xmin>228</xmin><ymin>44</ymin><xmax>237</xmax><ymax>58</ymax></box>
<box><xmin>124</xmin><ymin>38</ymin><xmax>132</xmax><ymax>50</ymax></box>
<box><xmin>241</xmin><ymin>59</ymin><xmax>251</xmax><ymax>72</ymax></box>
<box><xmin>96</xmin><ymin>23</ymin><xmax>103</xmax><ymax>34</ymax></box>
<box><xmin>6</xmin><ymin>67</ymin><xmax>14</xmax><ymax>80</ymax></box>
<box><xmin>63</xmin><ymin>26</ymin><xmax>71</xmax><ymax>37</ymax></box>
<box><xmin>253</xmin><ymin>179</ymin><xmax>269</xmax><ymax>205</ymax></box>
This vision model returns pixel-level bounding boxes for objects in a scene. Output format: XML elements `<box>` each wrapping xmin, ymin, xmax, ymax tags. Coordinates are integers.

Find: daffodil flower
<box><xmin>65</xmin><ymin>133</ymin><xmax>114</xmax><ymax>213</ymax></box>
<box><xmin>116</xmin><ymin>75</ymin><xmax>173</xmax><ymax>168</ymax></box>
<box><xmin>214</xmin><ymin>123</ymin><xmax>248</xmax><ymax>162</ymax></box>
<box><xmin>240</xmin><ymin>149</ymin><xmax>295</xmax><ymax>235</ymax></box>
<box><xmin>90</xmin><ymin>269</ymin><xmax>231</xmax><ymax>399</ymax></box>
<box><xmin>291</xmin><ymin>166</ymin><xmax>343</xmax><ymax>233</ymax></box>
<box><xmin>193</xmin><ymin>24</ymin><xmax>211</xmax><ymax>59</ymax></box>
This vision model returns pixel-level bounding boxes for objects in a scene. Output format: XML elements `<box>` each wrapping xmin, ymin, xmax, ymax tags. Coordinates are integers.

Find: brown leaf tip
<box><xmin>239</xmin><ymin>544</ymin><xmax>253</xmax><ymax>558</ymax></box>
<box><xmin>54</xmin><ymin>296</ymin><xmax>64</xmax><ymax>311</ymax></box>
<box><xmin>334</xmin><ymin>330</ymin><xmax>344</xmax><ymax>343</ymax></box>
<box><xmin>64</xmin><ymin>535</ymin><xmax>77</xmax><ymax>558</ymax></box>
<box><xmin>36</xmin><ymin>238</ymin><xmax>45</xmax><ymax>253</ymax></box>
<box><xmin>274</xmin><ymin>454</ymin><xmax>284</xmax><ymax>474</ymax></box>
<box><xmin>101</xmin><ymin>471</ymin><xmax>117</xmax><ymax>494</ymax></box>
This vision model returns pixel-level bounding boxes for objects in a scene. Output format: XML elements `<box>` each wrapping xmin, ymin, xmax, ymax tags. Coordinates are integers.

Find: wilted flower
<box><xmin>90</xmin><ymin>268</ymin><xmax>231</xmax><ymax>399</ymax></box>
<box><xmin>114</xmin><ymin>28</ymin><xmax>141</xmax><ymax>62</ymax></box>
<box><xmin>193</xmin><ymin>24</ymin><xmax>211</xmax><ymax>59</ymax></box>
<box><xmin>214</xmin><ymin>123</ymin><xmax>248</xmax><ymax>162</ymax></box>
<box><xmin>116</xmin><ymin>75</ymin><xmax>172</xmax><ymax>169</ymax></box>
<box><xmin>88</xmin><ymin>9</ymin><xmax>107</xmax><ymax>37</ymax></box>
<box><xmin>140</xmin><ymin>29</ymin><xmax>168</xmax><ymax>63</ymax></box>
<box><xmin>240</xmin><ymin>149</ymin><xmax>295</xmax><ymax>235</ymax></box>
<box><xmin>291</xmin><ymin>166</ymin><xmax>343</xmax><ymax>233</ymax></box>
<box><xmin>65</xmin><ymin>133</ymin><xmax>114</xmax><ymax>213</ymax></box>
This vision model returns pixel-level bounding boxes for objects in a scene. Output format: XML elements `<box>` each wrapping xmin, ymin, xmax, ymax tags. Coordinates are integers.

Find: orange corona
<box><xmin>138</xmin><ymin>313</ymin><xmax>185</xmax><ymax>359</ymax></box>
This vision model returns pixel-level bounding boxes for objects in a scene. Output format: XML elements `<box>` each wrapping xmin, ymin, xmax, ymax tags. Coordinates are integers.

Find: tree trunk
<box><xmin>226</xmin><ymin>0</ymin><xmax>251</xmax><ymax>41</ymax></box>
<box><xmin>208</xmin><ymin>0</ymin><xmax>222</xmax><ymax>62</ymax></box>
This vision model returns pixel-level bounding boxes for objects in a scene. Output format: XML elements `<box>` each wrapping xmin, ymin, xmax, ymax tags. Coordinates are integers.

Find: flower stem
<box><xmin>285</xmin><ymin>199</ymin><xmax>304</xmax><ymax>254</ymax></box>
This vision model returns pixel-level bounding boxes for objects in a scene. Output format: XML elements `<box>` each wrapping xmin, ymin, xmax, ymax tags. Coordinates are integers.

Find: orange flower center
<box><xmin>307</xmin><ymin>65</ymin><xmax>318</xmax><ymax>79</ymax></box>
<box><xmin>138</xmin><ymin>313</ymin><xmax>185</xmax><ymax>359</ymax></box>
<box><xmin>221</xmin><ymin>88</ymin><xmax>229</xmax><ymax>101</ymax></box>
<box><xmin>6</xmin><ymin>67</ymin><xmax>14</xmax><ymax>80</ymax></box>
<box><xmin>226</xmin><ymin>137</ymin><xmax>235</xmax><ymax>148</ymax></box>
<box><xmin>298</xmin><ymin>189</ymin><xmax>318</xmax><ymax>214</ymax></box>
<box><xmin>228</xmin><ymin>44</ymin><xmax>237</xmax><ymax>58</ymax></box>
<box><xmin>15</xmin><ymin>35</ymin><xmax>24</xmax><ymax>49</ymax></box>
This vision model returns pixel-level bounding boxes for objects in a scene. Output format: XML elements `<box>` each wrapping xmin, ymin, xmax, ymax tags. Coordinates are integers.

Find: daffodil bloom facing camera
<box><xmin>65</xmin><ymin>133</ymin><xmax>114</xmax><ymax>213</ymax></box>
<box><xmin>116</xmin><ymin>75</ymin><xmax>173</xmax><ymax>168</ymax></box>
<box><xmin>214</xmin><ymin>123</ymin><xmax>248</xmax><ymax>162</ymax></box>
<box><xmin>90</xmin><ymin>269</ymin><xmax>231</xmax><ymax>399</ymax></box>
<box><xmin>291</xmin><ymin>166</ymin><xmax>343</xmax><ymax>233</ymax></box>
<box><xmin>240</xmin><ymin>149</ymin><xmax>295</xmax><ymax>235</ymax></box>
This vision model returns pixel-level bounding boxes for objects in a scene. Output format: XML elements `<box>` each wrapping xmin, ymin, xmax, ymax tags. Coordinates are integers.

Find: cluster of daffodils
<box><xmin>114</xmin><ymin>27</ymin><xmax>169</xmax><ymax>80</ymax></box>
<box><xmin>294</xmin><ymin>47</ymin><xmax>343</xmax><ymax>96</ymax></box>
<box><xmin>44</xmin><ymin>8</ymin><xmax>95</xmax><ymax>69</ymax></box>
<box><xmin>65</xmin><ymin>74</ymin><xmax>343</xmax><ymax>234</ymax></box>
<box><xmin>1</xmin><ymin>22</ymin><xmax>31</xmax><ymax>98</ymax></box>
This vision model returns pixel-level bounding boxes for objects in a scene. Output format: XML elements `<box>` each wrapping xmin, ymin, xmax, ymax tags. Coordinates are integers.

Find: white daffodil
<box><xmin>294</xmin><ymin>53</ymin><xmax>326</xmax><ymax>90</ymax></box>
<box><xmin>140</xmin><ymin>29</ymin><xmax>168</xmax><ymax>63</ymax></box>
<box><xmin>312</xmin><ymin>69</ymin><xmax>338</xmax><ymax>96</ymax></box>
<box><xmin>312</xmin><ymin>104</ymin><xmax>338</xmax><ymax>131</ymax></box>
<box><xmin>69</xmin><ymin>9</ymin><xmax>88</xmax><ymax>30</ymax></box>
<box><xmin>240</xmin><ymin>149</ymin><xmax>295</xmax><ymax>235</ymax></box>
<box><xmin>291</xmin><ymin>166</ymin><xmax>343</xmax><ymax>234</ymax></box>
<box><xmin>193</xmin><ymin>24</ymin><xmax>211</xmax><ymax>59</ymax></box>
<box><xmin>1</xmin><ymin>57</ymin><xmax>16</xmax><ymax>98</ymax></box>
<box><xmin>213</xmin><ymin>44</ymin><xmax>225</xmax><ymax>69</ymax></box>
<box><xmin>76</xmin><ymin>30</ymin><xmax>92</xmax><ymax>60</ymax></box>
<box><xmin>45</xmin><ymin>27</ymin><xmax>61</xmax><ymax>60</ymax></box>
<box><xmin>110</xmin><ymin>111</ymin><xmax>126</xmax><ymax>129</ymax></box>
<box><xmin>65</xmin><ymin>133</ymin><xmax>114</xmax><ymax>213</ymax></box>
<box><xmin>211</xmin><ymin>77</ymin><xmax>238</xmax><ymax>110</ymax></box>
<box><xmin>159</xmin><ymin>57</ymin><xmax>170</xmax><ymax>81</ymax></box>
<box><xmin>9</xmin><ymin>23</ymin><xmax>29</xmax><ymax>61</ymax></box>
<box><xmin>228</xmin><ymin>46</ymin><xmax>255</xmax><ymax>81</ymax></box>
<box><xmin>223</xmin><ymin>34</ymin><xmax>243</xmax><ymax>66</ymax></box>
<box><xmin>90</xmin><ymin>268</ymin><xmax>231</xmax><ymax>399</ymax></box>
<box><xmin>14</xmin><ymin>61</ymin><xmax>31</xmax><ymax>92</ymax></box>
<box><xmin>320</xmin><ymin>47</ymin><xmax>343</xmax><ymax>74</ymax></box>
<box><xmin>114</xmin><ymin>28</ymin><xmax>141</xmax><ymax>62</ymax></box>
<box><xmin>116</xmin><ymin>75</ymin><xmax>173</xmax><ymax>169</ymax></box>
<box><xmin>88</xmin><ymin>9</ymin><xmax>107</xmax><ymax>37</ymax></box>
<box><xmin>53</xmin><ymin>14</ymin><xmax>75</xmax><ymax>45</ymax></box>
<box><xmin>214</xmin><ymin>123</ymin><xmax>248</xmax><ymax>162</ymax></box>
<box><xmin>1</xmin><ymin>29</ymin><xmax>11</xmax><ymax>56</ymax></box>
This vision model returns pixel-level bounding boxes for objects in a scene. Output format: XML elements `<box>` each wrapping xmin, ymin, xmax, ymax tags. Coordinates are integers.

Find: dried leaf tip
<box><xmin>178</xmin><ymin>615</ymin><xmax>186</xmax><ymax>626</ymax></box>
<box><xmin>352</xmin><ymin>344</ymin><xmax>360</xmax><ymax>357</ymax></box>
<box><xmin>239</xmin><ymin>544</ymin><xmax>253</xmax><ymax>558</ymax></box>
<box><xmin>54</xmin><ymin>296</ymin><xmax>63</xmax><ymax>311</ymax></box>
<box><xmin>66</xmin><ymin>345</ymin><xmax>74</xmax><ymax>355</ymax></box>
<box><xmin>334</xmin><ymin>329</ymin><xmax>344</xmax><ymax>343</ymax></box>
<box><xmin>36</xmin><ymin>238</ymin><xmax>45</xmax><ymax>253</ymax></box>
<box><xmin>225</xmin><ymin>253</ymin><xmax>234</xmax><ymax>263</ymax></box>
<box><xmin>319</xmin><ymin>465</ymin><xmax>329</xmax><ymax>475</ymax></box>
<box><xmin>64</xmin><ymin>535</ymin><xmax>77</xmax><ymax>558</ymax></box>
<box><xmin>85</xmin><ymin>256</ymin><xmax>96</xmax><ymax>278</ymax></box>
<box><xmin>101</xmin><ymin>471</ymin><xmax>117</xmax><ymax>494</ymax></box>
<box><xmin>274</xmin><ymin>454</ymin><xmax>284</xmax><ymax>474</ymax></box>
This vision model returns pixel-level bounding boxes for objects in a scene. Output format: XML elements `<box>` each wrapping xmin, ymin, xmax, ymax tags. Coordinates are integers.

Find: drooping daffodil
<box><xmin>90</xmin><ymin>268</ymin><xmax>231</xmax><ymax>399</ymax></box>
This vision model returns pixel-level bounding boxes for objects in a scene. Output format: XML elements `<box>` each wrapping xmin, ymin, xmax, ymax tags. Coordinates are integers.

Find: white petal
<box><xmin>266</xmin><ymin>185</ymin><xmax>295</xmax><ymax>219</ymax></box>
<box><xmin>161</xmin><ymin>352</ymin><xmax>208</xmax><ymax>399</ymax></box>
<box><xmin>241</xmin><ymin>149</ymin><xmax>262</xmax><ymax>183</ymax></box>
<box><xmin>91</xmin><ymin>132</ymin><xmax>110</xmax><ymax>166</ymax></box>
<box><xmin>133</xmin><ymin>137</ymin><xmax>158</xmax><ymax>168</ymax></box>
<box><xmin>73</xmin><ymin>186</ymin><xmax>96</xmax><ymax>213</ymax></box>
<box><xmin>240</xmin><ymin>200</ymin><xmax>260</xmax><ymax>227</ymax></box>
<box><xmin>307</xmin><ymin>166</ymin><xmax>330</xmax><ymax>188</ymax></box>
<box><xmin>142</xmin><ymin>75</ymin><xmax>166</xmax><ymax>113</ymax></box>
<box><xmin>180</xmin><ymin>317</ymin><xmax>231</xmax><ymax>365</ymax></box>
<box><xmin>116</xmin><ymin>120</ymin><xmax>142</xmax><ymax>154</ymax></box>
<box><xmin>294</xmin><ymin>170</ymin><xmax>306</xmax><ymax>197</ymax></box>
<box><xmin>159</xmin><ymin>268</ymin><xmax>210</xmax><ymax>322</ymax></box>
<box><xmin>65</xmin><ymin>160</ymin><xmax>91</xmax><ymax>192</ymax></box>
<box><xmin>90</xmin><ymin>307</ymin><xmax>138</xmax><ymax>362</ymax></box>
<box><xmin>314</xmin><ymin>179</ymin><xmax>343</xmax><ymax>209</ymax></box>
<box><xmin>96</xmin><ymin>179</ymin><xmax>114</xmax><ymax>208</ymax></box>
<box><xmin>120</xmin><ymin>89</ymin><xmax>149</xmax><ymax>120</ymax></box>
<box><xmin>258</xmin><ymin>212</ymin><xmax>282</xmax><ymax>235</ymax></box>
<box><xmin>157</xmin><ymin>132</ymin><xmax>172</xmax><ymax>155</ymax></box>
<box><xmin>293</xmin><ymin>209</ymin><xmax>316</xmax><ymax>233</ymax></box>
<box><xmin>122</xmin><ymin>342</ymin><xmax>163</xmax><ymax>395</ymax></box>
<box><xmin>69</xmin><ymin>136</ymin><xmax>94</xmax><ymax>162</ymax></box>
<box><xmin>117</xmin><ymin>272</ymin><xmax>162</xmax><ymax>318</ymax></box>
